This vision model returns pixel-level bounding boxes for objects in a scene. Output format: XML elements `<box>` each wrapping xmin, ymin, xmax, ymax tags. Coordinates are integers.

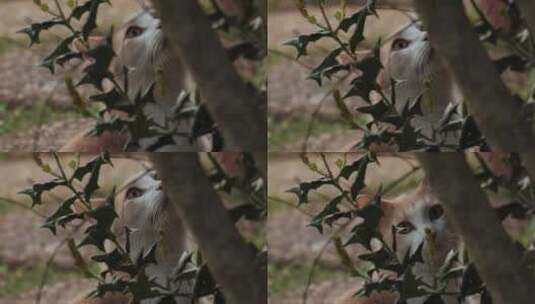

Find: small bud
<box><xmin>66</xmin><ymin>0</ymin><xmax>75</xmax><ymax>9</ymax></box>
<box><xmin>42</xmin><ymin>164</ymin><xmax>52</xmax><ymax>173</ymax></box>
<box><xmin>68</xmin><ymin>159</ymin><xmax>77</xmax><ymax>170</ymax></box>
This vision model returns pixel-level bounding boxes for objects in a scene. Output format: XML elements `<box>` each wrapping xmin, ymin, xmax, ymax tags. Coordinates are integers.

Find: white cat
<box><xmin>61</xmin><ymin>10</ymin><xmax>211</xmax><ymax>152</ymax></box>
<box><xmin>380</xmin><ymin>23</ymin><xmax>461</xmax><ymax>141</ymax></box>
<box><xmin>336</xmin><ymin>183</ymin><xmax>460</xmax><ymax>304</ymax></box>
<box><xmin>75</xmin><ymin>170</ymin><xmax>195</xmax><ymax>304</ymax></box>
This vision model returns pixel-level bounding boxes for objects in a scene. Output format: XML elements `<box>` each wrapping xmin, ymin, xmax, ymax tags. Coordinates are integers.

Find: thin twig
<box><xmin>35</xmin><ymin>221</ymin><xmax>86</xmax><ymax>304</ymax></box>
<box><xmin>0</xmin><ymin>196</ymin><xmax>46</xmax><ymax>218</ymax></box>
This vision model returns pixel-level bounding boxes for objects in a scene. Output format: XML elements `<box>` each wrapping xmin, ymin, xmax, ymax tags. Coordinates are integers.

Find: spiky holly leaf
<box><xmin>359</xmin><ymin>246</ymin><xmax>401</xmax><ymax>274</ymax></box>
<box><xmin>78</xmin><ymin>190</ymin><xmax>117</xmax><ymax>251</ymax></box>
<box><xmin>73</xmin><ymin>152</ymin><xmax>111</xmax><ymax>182</ymax></box>
<box><xmin>92</xmin><ymin>248</ymin><xmax>136</xmax><ymax>277</ymax></box>
<box><xmin>19</xmin><ymin>179</ymin><xmax>67</xmax><ymax>207</ymax></box>
<box><xmin>308</xmin><ymin>47</ymin><xmax>343</xmax><ymax>85</ymax></box>
<box><xmin>81</xmin><ymin>0</ymin><xmax>110</xmax><ymax>40</ymax></box>
<box><xmin>399</xmin><ymin>267</ymin><xmax>427</xmax><ymax>301</ymax></box>
<box><xmin>283</xmin><ymin>30</ymin><xmax>331</xmax><ymax>58</ymax></box>
<box><xmin>41</xmin><ymin>35</ymin><xmax>77</xmax><ymax>73</ymax></box>
<box><xmin>128</xmin><ymin>271</ymin><xmax>161</xmax><ymax>302</ymax></box>
<box><xmin>88</xmin><ymin>276</ymin><xmax>128</xmax><ymax>298</ymax></box>
<box><xmin>338</xmin><ymin>154</ymin><xmax>372</xmax><ymax>199</ymax></box>
<box><xmin>18</xmin><ymin>19</ymin><xmax>66</xmax><ymax>47</ymax></box>
<box><xmin>77</xmin><ymin>35</ymin><xmax>115</xmax><ymax>90</ymax></box>
<box><xmin>310</xmin><ymin>195</ymin><xmax>343</xmax><ymax>233</ymax></box>
<box><xmin>194</xmin><ymin>264</ymin><xmax>218</xmax><ymax>298</ymax></box>
<box><xmin>287</xmin><ymin>179</ymin><xmax>332</xmax><ymax>205</ymax></box>
<box><xmin>344</xmin><ymin>47</ymin><xmax>382</xmax><ymax>103</ymax></box>
<box><xmin>460</xmin><ymin>263</ymin><xmax>485</xmax><ymax>297</ymax></box>
<box><xmin>42</xmin><ymin>196</ymin><xmax>83</xmax><ymax>235</ymax></box>
<box><xmin>90</xmin><ymin>88</ymin><xmax>133</xmax><ymax>113</ymax></box>
<box><xmin>346</xmin><ymin>193</ymin><xmax>384</xmax><ymax>250</ymax></box>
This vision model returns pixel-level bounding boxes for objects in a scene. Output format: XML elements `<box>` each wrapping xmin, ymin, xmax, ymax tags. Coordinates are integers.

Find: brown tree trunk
<box><xmin>417</xmin><ymin>153</ymin><xmax>535</xmax><ymax>304</ymax></box>
<box><xmin>414</xmin><ymin>0</ymin><xmax>535</xmax><ymax>178</ymax></box>
<box><xmin>151</xmin><ymin>0</ymin><xmax>266</xmax><ymax>154</ymax></box>
<box><xmin>150</xmin><ymin>153</ymin><xmax>266</xmax><ymax>304</ymax></box>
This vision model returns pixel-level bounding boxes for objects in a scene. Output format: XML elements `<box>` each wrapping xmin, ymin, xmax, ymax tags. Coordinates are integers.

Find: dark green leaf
<box><xmin>19</xmin><ymin>180</ymin><xmax>67</xmax><ymax>207</ymax></box>
<box><xmin>77</xmin><ymin>35</ymin><xmax>115</xmax><ymax>90</ymax></box>
<box><xmin>287</xmin><ymin>179</ymin><xmax>332</xmax><ymax>205</ymax></box>
<box><xmin>41</xmin><ymin>35</ymin><xmax>77</xmax><ymax>74</ymax></box>
<box><xmin>310</xmin><ymin>195</ymin><xmax>344</xmax><ymax>233</ymax></box>
<box><xmin>78</xmin><ymin>191</ymin><xmax>117</xmax><ymax>251</ymax></box>
<box><xmin>73</xmin><ymin>152</ymin><xmax>112</xmax><ymax>182</ymax></box>
<box><xmin>42</xmin><ymin>196</ymin><xmax>81</xmax><ymax>235</ymax></box>
<box><xmin>283</xmin><ymin>31</ymin><xmax>331</xmax><ymax>58</ymax></box>
<box><xmin>309</xmin><ymin>48</ymin><xmax>343</xmax><ymax>85</ymax></box>
<box><xmin>18</xmin><ymin>20</ymin><xmax>66</xmax><ymax>47</ymax></box>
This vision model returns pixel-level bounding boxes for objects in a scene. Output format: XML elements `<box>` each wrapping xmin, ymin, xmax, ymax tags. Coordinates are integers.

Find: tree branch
<box><xmin>414</xmin><ymin>0</ymin><xmax>535</xmax><ymax>177</ymax></box>
<box><xmin>417</xmin><ymin>153</ymin><xmax>535</xmax><ymax>304</ymax></box>
<box><xmin>516</xmin><ymin>0</ymin><xmax>535</xmax><ymax>39</ymax></box>
<box><xmin>149</xmin><ymin>153</ymin><xmax>266</xmax><ymax>304</ymax></box>
<box><xmin>151</xmin><ymin>0</ymin><xmax>266</xmax><ymax>152</ymax></box>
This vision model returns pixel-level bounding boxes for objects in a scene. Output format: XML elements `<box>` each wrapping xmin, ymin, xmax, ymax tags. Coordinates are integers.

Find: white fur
<box><xmin>113</xmin><ymin>12</ymin><xmax>210</xmax><ymax>151</ymax></box>
<box><xmin>113</xmin><ymin>171</ymin><xmax>194</xmax><ymax>304</ymax></box>
<box><xmin>385</xmin><ymin>24</ymin><xmax>461</xmax><ymax>141</ymax></box>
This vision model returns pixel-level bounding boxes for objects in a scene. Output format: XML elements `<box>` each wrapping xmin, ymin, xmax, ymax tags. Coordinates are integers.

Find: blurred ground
<box><xmin>0</xmin><ymin>154</ymin><xmax>146</xmax><ymax>303</ymax></box>
<box><xmin>0</xmin><ymin>0</ymin><xmax>139</xmax><ymax>151</ymax></box>
<box><xmin>267</xmin><ymin>153</ymin><xmax>422</xmax><ymax>304</ymax></box>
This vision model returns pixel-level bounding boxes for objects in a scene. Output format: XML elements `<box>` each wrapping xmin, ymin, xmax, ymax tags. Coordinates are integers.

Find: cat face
<box><xmin>113</xmin><ymin>171</ymin><xmax>186</xmax><ymax>270</ymax></box>
<box><xmin>379</xmin><ymin>189</ymin><xmax>458</xmax><ymax>271</ymax></box>
<box><xmin>384</xmin><ymin>24</ymin><xmax>436</xmax><ymax>84</ymax></box>
<box><xmin>109</xmin><ymin>170</ymin><xmax>191</xmax><ymax>303</ymax></box>
<box><xmin>113</xmin><ymin>11</ymin><xmax>170</xmax><ymax>73</ymax></box>
<box><xmin>115</xmin><ymin>171</ymin><xmax>167</xmax><ymax>229</ymax></box>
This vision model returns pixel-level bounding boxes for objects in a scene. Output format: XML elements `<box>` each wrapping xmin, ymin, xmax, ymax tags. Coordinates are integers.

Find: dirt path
<box><xmin>0</xmin><ymin>118</ymin><xmax>93</xmax><ymax>151</ymax></box>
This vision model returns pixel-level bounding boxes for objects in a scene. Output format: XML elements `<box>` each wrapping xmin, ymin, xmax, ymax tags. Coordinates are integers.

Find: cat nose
<box><xmin>423</xmin><ymin>34</ymin><xmax>429</xmax><ymax>42</ymax></box>
<box><xmin>157</xmin><ymin>22</ymin><xmax>162</xmax><ymax>29</ymax></box>
<box><xmin>156</xmin><ymin>181</ymin><xmax>163</xmax><ymax>191</ymax></box>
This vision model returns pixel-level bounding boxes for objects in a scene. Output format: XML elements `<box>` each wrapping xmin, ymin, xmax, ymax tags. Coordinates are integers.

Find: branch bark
<box><xmin>516</xmin><ymin>0</ymin><xmax>535</xmax><ymax>39</ymax></box>
<box><xmin>152</xmin><ymin>0</ymin><xmax>266</xmax><ymax>152</ymax></box>
<box><xmin>150</xmin><ymin>153</ymin><xmax>266</xmax><ymax>304</ymax></box>
<box><xmin>414</xmin><ymin>0</ymin><xmax>535</xmax><ymax>178</ymax></box>
<box><xmin>417</xmin><ymin>153</ymin><xmax>535</xmax><ymax>304</ymax></box>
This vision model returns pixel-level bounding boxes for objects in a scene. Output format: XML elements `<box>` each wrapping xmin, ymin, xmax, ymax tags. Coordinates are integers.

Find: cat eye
<box><xmin>396</xmin><ymin>221</ymin><xmax>415</xmax><ymax>234</ymax></box>
<box><xmin>392</xmin><ymin>38</ymin><xmax>410</xmax><ymax>51</ymax></box>
<box><xmin>125</xmin><ymin>26</ymin><xmax>144</xmax><ymax>39</ymax></box>
<box><xmin>126</xmin><ymin>187</ymin><xmax>143</xmax><ymax>199</ymax></box>
<box><xmin>428</xmin><ymin>205</ymin><xmax>444</xmax><ymax>221</ymax></box>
